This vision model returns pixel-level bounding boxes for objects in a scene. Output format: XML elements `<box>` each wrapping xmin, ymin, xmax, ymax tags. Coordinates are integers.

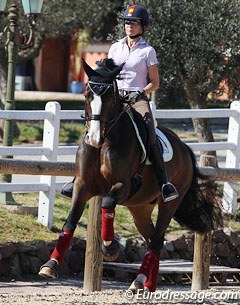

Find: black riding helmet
<box><xmin>123</xmin><ymin>5</ymin><xmax>149</xmax><ymax>38</ymax></box>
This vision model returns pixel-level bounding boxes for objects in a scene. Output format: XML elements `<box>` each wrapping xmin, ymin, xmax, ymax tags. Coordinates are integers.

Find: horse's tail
<box><xmin>174</xmin><ymin>145</ymin><xmax>223</xmax><ymax>233</ymax></box>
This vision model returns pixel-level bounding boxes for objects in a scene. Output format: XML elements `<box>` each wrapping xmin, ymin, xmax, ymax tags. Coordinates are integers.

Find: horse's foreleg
<box><xmin>39</xmin><ymin>179</ymin><xmax>89</xmax><ymax>279</ymax></box>
<box><xmin>101</xmin><ymin>182</ymin><xmax>128</xmax><ymax>261</ymax></box>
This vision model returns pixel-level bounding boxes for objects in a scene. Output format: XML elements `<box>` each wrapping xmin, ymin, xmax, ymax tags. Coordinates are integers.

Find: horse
<box><xmin>38</xmin><ymin>58</ymin><xmax>222</xmax><ymax>292</ymax></box>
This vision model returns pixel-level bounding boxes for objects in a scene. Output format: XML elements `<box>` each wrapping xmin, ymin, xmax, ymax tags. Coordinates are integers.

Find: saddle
<box><xmin>124</xmin><ymin>105</ymin><xmax>173</xmax><ymax>199</ymax></box>
<box><xmin>125</xmin><ymin>106</ymin><xmax>173</xmax><ymax>163</ymax></box>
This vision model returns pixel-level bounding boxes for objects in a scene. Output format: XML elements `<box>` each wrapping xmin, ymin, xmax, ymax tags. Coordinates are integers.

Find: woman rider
<box><xmin>61</xmin><ymin>4</ymin><xmax>178</xmax><ymax>202</ymax></box>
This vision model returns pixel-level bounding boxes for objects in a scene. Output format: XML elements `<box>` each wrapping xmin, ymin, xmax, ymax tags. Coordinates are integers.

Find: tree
<box><xmin>118</xmin><ymin>0</ymin><xmax>240</xmax><ymax>152</ymax></box>
<box><xmin>0</xmin><ymin>0</ymin><xmax>123</xmax><ymax>104</ymax></box>
<box><xmin>0</xmin><ymin>0</ymin><xmax>123</xmax><ymax>137</ymax></box>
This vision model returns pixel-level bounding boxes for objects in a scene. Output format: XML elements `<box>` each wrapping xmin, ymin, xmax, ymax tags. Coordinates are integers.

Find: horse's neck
<box><xmin>109</xmin><ymin>94</ymin><xmax>124</xmax><ymax>120</ymax></box>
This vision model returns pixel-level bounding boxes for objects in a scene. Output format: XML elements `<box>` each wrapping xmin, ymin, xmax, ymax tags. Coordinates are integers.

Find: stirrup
<box><xmin>161</xmin><ymin>182</ymin><xmax>179</xmax><ymax>202</ymax></box>
<box><xmin>60</xmin><ymin>181</ymin><xmax>74</xmax><ymax>199</ymax></box>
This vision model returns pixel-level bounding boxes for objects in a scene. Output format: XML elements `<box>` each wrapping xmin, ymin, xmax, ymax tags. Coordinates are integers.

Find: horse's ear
<box><xmin>82</xmin><ymin>58</ymin><xmax>99</xmax><ymax>77</ymax></box>
<box><xmin>111</xmin><ymin>62</ymin><xmax>125</xmax><ymax>80</ymax></box>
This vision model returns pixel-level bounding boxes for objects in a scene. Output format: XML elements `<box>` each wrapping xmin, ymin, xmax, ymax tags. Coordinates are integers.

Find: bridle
<box><xmin>85</xmin><ymin>79</ymin><xmax>125</xmax><ymax>128</ymax></box>
<box><xmin>82</xmin><ymin>59</ymin><xmax>126</xmax><ymax>147</ymax></box>
<box><xmin>86</xmin><ymin>80</ymin><xmax>114</xmax><ymax>122</ymax></box>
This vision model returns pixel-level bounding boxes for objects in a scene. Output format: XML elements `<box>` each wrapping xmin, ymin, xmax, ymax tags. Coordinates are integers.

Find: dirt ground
<box><xmin>0</xmin><ymin>277</ymin><xmax>239</xmax><ymax>305</ymax></box>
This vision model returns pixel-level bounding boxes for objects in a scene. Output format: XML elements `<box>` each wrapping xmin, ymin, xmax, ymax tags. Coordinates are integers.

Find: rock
<box><xmin>0</xmin><ymin>229</ymin><xmax>239</xmax><ymax>278</ymax></box>
<box><xmin>125</xmin><ymin>236</ymin><xmax>146</xmax><ymax>262</ymax></box>
<box><xmin>16</xmin><ymin>244</ymin><xmax>38</xmax><ymax>253</ymax></box>
<box><xmin>160</xmin><ymin>247</ymin><xmax>171</xmax><ymax>259</ymax></box>
<box><xmin>9</xmin><ymin>254</ymin><xmax>21</xmax><ymax>278</ymax></box>
<box><xmin>68</xmin><ymin>249</ymin><xmax>85</xmax><ymax>273</ymax></box>
<box><xmin>212</xmin><ymin>229</ymin><xmax>228</xmax><ymax>243</ymax></box>
<box><xmin>226</xmin><ymin>251</ymin><xmax>240</xmax><ymax>268</ymax></box>
<box><xmin>172</xmin><ymin>235</ymin><xmax>187</xmax><ymax>251</ymax></box>
<box><xmin>228</xmin><ymin>231</ymin><xmax>240</xmax><ymax>254</ymax></box>
<box><xmin>185</xmin><ymin>238</ymin><xmax>194</xmax><ymax>253</ymax></box>
<box><xmin>163</xmin><ymin>241</ymin><xmax>174</xmax><ymax>252</ymax></box>
<box><xmin>36</xmin><ymin>243</ymin><xmax>51</xmax><ymax>261</ymax></box>
<box><xmin>0</xmin><ymin>258</ymin><xmax>11</xmax><ymax>276</ymax></box>
<box><xmin>213</xmin><ymin>241</ymin><xmax>230</xmax><ymax>258</ymax></box>
<box><xmin>71</xmin><ymin>238</ymin><xmax>86</xmax><ymax>250</ymax></box>
<box><xmin>115</xmin><ymin>234</ymin><xmax>127</xmax><ymax>262</ymax></box>
<box><xmin>59</xmin><ymin>260</ymin><xmax>71</xmax><ymax>276</ymax></box>
<box><xmin>20</xmin><ymin>253</ymin><xmax>42</xmax><ymax>274</ymax></box>
<box><xmin>0</xmin><ymin>243</ymin><xmax>17</xmax><ymax>259</ymax></box>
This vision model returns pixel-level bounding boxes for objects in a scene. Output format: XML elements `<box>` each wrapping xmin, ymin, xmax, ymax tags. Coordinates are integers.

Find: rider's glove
<box><xmin>129</xmin><ymin>90</ymin><xmax>147</xmax><ymax>103</ymax></box>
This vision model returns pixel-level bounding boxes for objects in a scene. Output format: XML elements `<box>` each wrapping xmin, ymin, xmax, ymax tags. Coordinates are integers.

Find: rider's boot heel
<box><xmin>60</xmin><ymin>177</ymin><xmax>75</xmax><ymax>199</ymax></box>
<box><xmin>150</xmin><ymin>142</ymin><xmax>179</xmax><ymax>202</ymax></box>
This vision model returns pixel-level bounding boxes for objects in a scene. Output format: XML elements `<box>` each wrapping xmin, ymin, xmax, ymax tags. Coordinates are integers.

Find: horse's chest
<box><xmin>100</xmin><ymin>146</ymin><xmax>126</xmax><ymax>178</ymax></box>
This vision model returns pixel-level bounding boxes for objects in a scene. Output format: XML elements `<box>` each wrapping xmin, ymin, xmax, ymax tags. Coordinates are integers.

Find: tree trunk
<box><xmin>184</xmin><ymin>77</ymin><xmax>216</xmax><ymax>158</ymax></box>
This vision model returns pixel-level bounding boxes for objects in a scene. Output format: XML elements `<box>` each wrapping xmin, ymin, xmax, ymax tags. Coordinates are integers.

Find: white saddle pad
<box><xmin>126</xmin><ymin>110</ymin><xmax>173</xmax><ymax>163</ymax></box>
<box><xmin>155</xmin><ymin>128</ymin><xmax>173</xmax><ymax>162</ymax></box>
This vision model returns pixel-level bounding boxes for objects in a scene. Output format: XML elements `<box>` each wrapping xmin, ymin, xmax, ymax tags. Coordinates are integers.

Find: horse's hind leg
<box><xmin>39</xmin><ymin>178</ymin><xmax>90</xmax><ymax>279</ymax></box>
<box><xmin>128</xmin><ymin>204</ymin><xmax>156</xmax><ymax>241</ymax></box>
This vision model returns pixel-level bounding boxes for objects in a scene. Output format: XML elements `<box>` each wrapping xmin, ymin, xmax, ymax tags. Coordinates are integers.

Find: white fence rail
<box><xmin>0</xmin><ymin>101</ymin><xmax>240</xmax><ymax>228</ymax></box>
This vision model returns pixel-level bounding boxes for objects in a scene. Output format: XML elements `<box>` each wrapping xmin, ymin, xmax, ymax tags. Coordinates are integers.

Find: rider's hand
<box><xmin>129</xmin><ymin>90</ymin><xmax>147</xmax><ymax>103</ymax></box>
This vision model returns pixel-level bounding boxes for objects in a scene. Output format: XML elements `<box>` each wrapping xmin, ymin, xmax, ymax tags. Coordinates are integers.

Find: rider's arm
<box><xmin>144</xmin><ymin>64</ymin><xmax>159</xmax><ymax>95</ymax></box>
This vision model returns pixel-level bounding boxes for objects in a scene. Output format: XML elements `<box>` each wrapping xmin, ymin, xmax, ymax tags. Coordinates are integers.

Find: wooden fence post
<box><xmin>83</xmin><ymin>196</ymin><xmax>103</xmax><ymax>292</ymax></box>
<box><xmin>191</xmin><ymin>155</ymin><xmax>217</xmax><ymax>291</ymax></box>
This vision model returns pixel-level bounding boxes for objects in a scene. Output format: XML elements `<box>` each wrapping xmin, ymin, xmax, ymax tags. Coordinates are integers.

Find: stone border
<box><xmin>0</xmin><ymin>228</ymin><xmax>239</xmax><ymax>279</ymax></box>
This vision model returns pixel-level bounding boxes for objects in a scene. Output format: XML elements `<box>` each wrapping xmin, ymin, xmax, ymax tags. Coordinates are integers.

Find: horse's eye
<box><xmin>84</xmin><ymin>89</ymin><xmax>92</xmax><ymax>100</ymax></box>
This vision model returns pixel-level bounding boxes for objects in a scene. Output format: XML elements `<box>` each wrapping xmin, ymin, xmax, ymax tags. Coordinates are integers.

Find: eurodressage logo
<box><xmin>124</xmin><ymin>289</ymin><xmax>240</xmax><ymax>302</ymax></box>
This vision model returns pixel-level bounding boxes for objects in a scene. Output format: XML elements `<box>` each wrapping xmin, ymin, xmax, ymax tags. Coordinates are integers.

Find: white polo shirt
<box><xmin>108</xmin><ymin>37</ymin><xmax>158</xmax><ymax>91</ymax></box>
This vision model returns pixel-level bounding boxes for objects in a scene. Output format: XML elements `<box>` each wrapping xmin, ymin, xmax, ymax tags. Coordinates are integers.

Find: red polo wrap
<box><xmin>101</xmin><ymin>208</ymin><xmax>115</xmax><ymax>241</ymax></box>
<box><xmin>51</xmin><ymin>230</ymin><xmax>73</xmax><ymax>265</ymax></box>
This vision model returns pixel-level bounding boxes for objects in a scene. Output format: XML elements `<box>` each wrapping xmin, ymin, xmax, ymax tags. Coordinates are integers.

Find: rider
<box><xmin>61</xmin><ymin>4</ymin><xmax>178</xmax><ymax>202</ymax></box>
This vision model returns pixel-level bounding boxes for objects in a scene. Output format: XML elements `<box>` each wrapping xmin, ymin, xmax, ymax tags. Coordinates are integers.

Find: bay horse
<box><xmin>39</xmin><ymin>58</ymin><xmax>222</xmax><ymax>292</ymax></box>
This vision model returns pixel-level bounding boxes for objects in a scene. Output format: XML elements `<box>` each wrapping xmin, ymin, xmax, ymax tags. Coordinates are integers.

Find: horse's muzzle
<box><xmin>85</xmin><ymin>133</ymin><xmax>104</xmax><ymax>148</ymax></box>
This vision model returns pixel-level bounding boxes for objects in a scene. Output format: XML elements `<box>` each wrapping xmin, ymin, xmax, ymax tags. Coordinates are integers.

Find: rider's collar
<box><xmin>120</xmin><ymin>36</ymin><xmax>146</xmax><ymax>46</ymax></box>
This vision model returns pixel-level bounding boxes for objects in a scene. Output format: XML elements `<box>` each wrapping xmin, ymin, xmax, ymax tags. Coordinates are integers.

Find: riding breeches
<box><xmin>132</xmin><ymin>99</ymin><xmax>157</xmax><ymax>145</ymax></box>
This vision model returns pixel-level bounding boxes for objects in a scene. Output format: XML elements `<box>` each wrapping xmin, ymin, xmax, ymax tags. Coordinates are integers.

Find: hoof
<box><xmin>102</xmin><ymin>239</ymin><xmax>119</xmax><ymax>262</ymax></box>
<box><xmin>38</xmin><ymin>259</ymin><xmax>58</xmax><ymax>279</ymax></box>
<box><xmin>128</xmin><ymin>279</ymin><xmax>145</xmax><ymax>294</ymax></box>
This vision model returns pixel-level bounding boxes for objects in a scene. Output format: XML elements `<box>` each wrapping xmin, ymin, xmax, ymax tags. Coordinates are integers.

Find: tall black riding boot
<box><xmin>60</xmin><ymin>177</ymin><xmax>75</xmax><ymax>199</ymax></box>
<box><xmin>150</xmin><ymin>142</ymin><xmax>179</xmax><ymax>202</ymax></box>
